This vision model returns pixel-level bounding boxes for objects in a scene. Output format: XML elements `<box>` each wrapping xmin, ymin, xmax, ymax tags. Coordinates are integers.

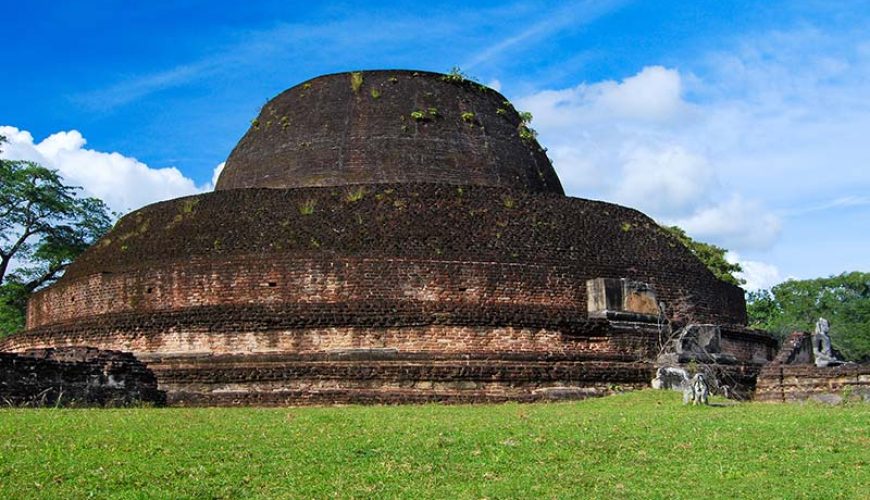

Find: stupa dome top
<box><xmin>215</xmin><ymin>70</ymin><xmax>564</xmax><ymax>194</ymax></box>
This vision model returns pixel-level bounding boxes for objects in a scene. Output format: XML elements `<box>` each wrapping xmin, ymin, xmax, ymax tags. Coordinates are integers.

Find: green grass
<box><xmin>0</xmin><ymin>391</ymin><xmax>866</xmax><ymax>498</ymax></box>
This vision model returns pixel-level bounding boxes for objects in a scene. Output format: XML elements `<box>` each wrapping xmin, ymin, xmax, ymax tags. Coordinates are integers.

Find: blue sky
<box><xmin>1</xmin><ymin>0</ymin><xmax>868</xmax><ymax>289</ymax></box>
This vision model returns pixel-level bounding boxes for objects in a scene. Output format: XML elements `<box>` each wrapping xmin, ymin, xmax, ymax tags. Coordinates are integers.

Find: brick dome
<box><xmin>215</xmin><ymin>70</ymin><xmax>564</xmax><ymax>194</ymax></box>
<box><xmin>1</xmin><ymin>70</ymin><xmax>775</xmax><ymax>406</ymax></box>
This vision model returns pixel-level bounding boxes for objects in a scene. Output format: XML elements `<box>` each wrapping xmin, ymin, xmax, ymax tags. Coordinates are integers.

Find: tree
<box><xmin>0</xmin><ymin>135</ymin><xmax>113</xmax><ymax>336</ymax></box>
<box><xmin>747</xmin><ymin>272</ymin><xmax>870</xmax><ymax>362</ymax></box>
<box><xmin>662</xmin><ymin>225</ymin><xmax>744</xmax><ymax>286</ymax></box>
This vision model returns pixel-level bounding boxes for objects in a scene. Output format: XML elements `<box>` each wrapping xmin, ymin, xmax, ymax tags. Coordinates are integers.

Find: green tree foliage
<box><xmin>662</xmin><ymin>226</ymin><xmax>744</xmax><ymax>286</ymax></box>
<box><xmin>747</xmin><ymin>272</ymin><xmax>870</xmax><ymax>362</ymax></box>
<box><xmin>0</xmin><ymin>136</ymin><xmax>113</xmax><ymax>336</ymax></box>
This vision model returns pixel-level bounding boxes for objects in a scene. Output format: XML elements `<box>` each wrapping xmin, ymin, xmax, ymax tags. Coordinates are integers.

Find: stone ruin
<box><xmin>0</xmin><ymin>70</ymin><xmax>779</xmax><ymax>405</ymax></box>
<box><xmin>0</xmin><ymin>347</ymin><xmax>164</xmax><ymax>407</ymax></box>
<box><xmin>755</xmin><ymin>319</ymin><xmax>868</xmax><ymax>404</ymax></box>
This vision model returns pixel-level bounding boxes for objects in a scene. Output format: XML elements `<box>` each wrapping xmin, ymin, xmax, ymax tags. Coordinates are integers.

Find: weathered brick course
<box><xmin>755</xmin><ymin>332</ymin><xmax>869</xmax><ymax>402</ymax></box>
<box><xmin>0</xmin><ymin>347</ymin><xmax>165</xmax><ymax>406</ymax></box>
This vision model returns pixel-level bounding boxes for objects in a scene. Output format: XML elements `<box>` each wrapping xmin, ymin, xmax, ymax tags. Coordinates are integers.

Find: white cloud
<box><xmin>209</xmin><ymin>162</ymin><xmax>226</xmax><ymax>190</ymax></box>
<box><xmin>613</xmin><ymin>145</ymin><xmax>716</xmax><ymax>216</ymax></box>
<box><xmin>727</xmin><ymin>252</ymin><xmax>782</xmax><ymax>291</ymax></box>
<box><xmin>516</xmin><ymin>63</ymin><xmax>792</xmax><ymax>253</ymax></box>
<box><xmin>595</xmin><ymin>66</ymin><xmax>688</xmax><ymax>121</ymax></box>
<box><xmin>0</xmin><ymin>126</ymin><xmax>215</xmax><ymax>213</ymax></box>
<box><xmin>486</xmin><ymin>79</ymin><xmax>502</xmax><ymax>92</ymax></box>
<box><xmin>672</xmin><ymin>196</ymin><xmax>782</xmax><ymax>250</ymax></box>
<box><xmin>517</xmin><ymin>24</ymin><xmax>870</xmax><ymax>262</ymax></box>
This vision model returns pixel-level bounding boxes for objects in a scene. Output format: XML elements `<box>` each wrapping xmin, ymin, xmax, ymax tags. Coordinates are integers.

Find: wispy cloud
<box><xmin>72</xmin><ymin>18</ymin><xmax>441</xmax><ymax>111</ymax></box>
<box><xmin>462</xmin><ymin>0</ymin><xmax>627</xmax><ymax>70</ymax></box>
<box><xmin>76</xmin><ymin>62</ymin><xmax>215</xmax><ymax>110</ymax></box>
<box><xmin>781</xmin><ymin>195</ymin><xmax>870</xmax><ymax>217</ymax></box>
<box><xmin>73</xmin><ymin>1</ymin><xmax>627</xmax><ymax>111</ymax></box>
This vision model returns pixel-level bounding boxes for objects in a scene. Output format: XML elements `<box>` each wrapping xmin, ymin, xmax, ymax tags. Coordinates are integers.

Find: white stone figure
<box><xmin>651</xmin><ymin>366</ymin><xmax>689</xmax><ymax>391</ymax></box>
<box><xmin>813</xmin><ymin>317</ymin><xmax>836</xmax><ymax>367</ymax></box>
<box><xmin>682</xmin><ymin>373</ymin><xmax>709</xmax><ymax>406</ymax></box>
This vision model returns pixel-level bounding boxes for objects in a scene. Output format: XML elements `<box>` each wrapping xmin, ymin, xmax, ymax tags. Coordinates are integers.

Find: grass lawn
<box><xmin>0</xmin><ymin>390</ymin><xmax>867</xmax><ymax>499</ymax></box>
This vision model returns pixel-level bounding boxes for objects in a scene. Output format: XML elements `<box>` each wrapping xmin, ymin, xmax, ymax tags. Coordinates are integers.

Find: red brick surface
<box><xmin>216</xmin><ymin>71</ymin><xmax>563</xmax><ymax>194</ymax></box>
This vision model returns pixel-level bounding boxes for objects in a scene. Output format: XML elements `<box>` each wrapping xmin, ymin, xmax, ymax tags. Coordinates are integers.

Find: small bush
<box><xmin>518</xmin><ymin>125</ymin><xmax>537</xmax><ymax>142</ymax></box>
<box><xmin>350</xmin><ymin>72</ymin><xmax>364</xmax><ymax>93</ymax></box>
<box><xmin>441</xmin><ymin>67</ymin><xmax>466</xmax><ymax>83</ymax></box>
<box><xmin>461</xmin><ymin>112</ymin><xmax>475</xmax><ymax>123</ymax></box>
<box><xmin>180</xmin><ymin>198</ymin><xmax>199</xmax><ymax>214</ymax></box>
<box><xmin>370</xmin><ymin>88</ymin><xmax>380</xmax><ymax>99</ymax></box>
<box><xmin>344</xmin><ymin>187</ymin><xmax>366</xmax><ymax>203</ymax></box>
<box><xmin>298</xmin><ymin>199</ymin><xmax>316</xmax><ymax>215</ymax></box>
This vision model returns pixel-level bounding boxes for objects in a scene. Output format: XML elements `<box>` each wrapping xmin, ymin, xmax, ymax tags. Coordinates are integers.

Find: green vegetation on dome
<box><xmin>662</xmin><ymin>225</ymin><xmax>744</xmax><ymax>286</ymax></box>
<box><xmin>298</xmin><ymin>199</ymin><xmax>316</xmax><ymax>215</ymax></box>
<box><xmin>350</xmin><ymin>72</ymin><xmax>364</xmax><ymax>93</ymax></box>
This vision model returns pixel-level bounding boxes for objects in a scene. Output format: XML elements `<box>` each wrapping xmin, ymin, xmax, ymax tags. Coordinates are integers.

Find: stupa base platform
<box><xmin>149</xmin><ymin>353</ymin><xmax>654</xmax><ymax>406</ymax></box>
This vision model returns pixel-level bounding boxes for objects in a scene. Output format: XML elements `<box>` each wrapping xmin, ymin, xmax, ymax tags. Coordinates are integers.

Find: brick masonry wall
<box><xmin>755</xmin><ymin>332</ymin><xmax>869</xmax><ymax>402</ymax></box>
<box><xmin>26</xmin><ymin>259</ymin><xmax>589</xmax><ymax>328</ymax></box>
<box><xmin>2</xmin><ymin>317</ymin><xmax>775</xmax><ymax>405</ymax></box>
<box><xmin>216</xmin><ymin>70</ymin><xmax>564</xmax><ymax>194</ymax></box>
<box><xmin>153</xmin><ymin>356</ymin><xmax>657</xmax><ymax>406</ymax></box>
<box><xmin>0</xmin><ymin>347</ymin><xmax>165</xmax><ymax>406</ymax></box>
<box><xmin>4</xmin><ymin>177</ymin><xmax>766</xmax><ymax>406</ymax></box>
<box><xmin>23</xmin><ymin>184</ymin><xmax>747</xmax><ymax>331</ymax></box>
<box><xmin>720</xmin><ymin>328</ymin><xmax>778</xmax><ymax>364</ymax></box>
<box><xmin>756</xmin><ymin>363</ymin><xmax>870</xmax><ymax>403</ymax></box>
<box><xmin>4</xmin><ymin>321</ymin><xmax>651</xmax><ymax>359</ymax></box>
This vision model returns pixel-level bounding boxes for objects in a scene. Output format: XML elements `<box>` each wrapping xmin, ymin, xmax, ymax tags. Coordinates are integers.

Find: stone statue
<box><xmin>651</xmin><ymin>366</ymin><xmax>689</xmax><ymax>391</ymax></box>
<box><xmin>683</xmin><ymin>373</ymin><xmax>709</xmax><ymax>406</ymax></box>
<box><xmin>812</xmin><ymin>317</ymin><xmax>837</xmax><ymax>367</ymax></box>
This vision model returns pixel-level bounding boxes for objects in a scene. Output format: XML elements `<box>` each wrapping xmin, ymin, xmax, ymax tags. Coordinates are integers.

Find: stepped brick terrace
<box><xmin>0</xmin><ymin>70</ymin><xmax>777</xmax><ymax>405</ymax></box>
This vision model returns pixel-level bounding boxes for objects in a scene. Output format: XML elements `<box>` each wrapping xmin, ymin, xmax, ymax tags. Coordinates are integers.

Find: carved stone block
<box><xmin>587</xmin><ymin>278</ymin><xmax>660</xmax><ymax>322</ymax></box>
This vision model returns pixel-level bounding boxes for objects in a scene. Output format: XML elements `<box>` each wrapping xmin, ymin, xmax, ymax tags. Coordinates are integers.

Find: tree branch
<box><xmin>23</xmin><ymin>262</ymin><xmax>68</xmax><ymax>293</ymax></box>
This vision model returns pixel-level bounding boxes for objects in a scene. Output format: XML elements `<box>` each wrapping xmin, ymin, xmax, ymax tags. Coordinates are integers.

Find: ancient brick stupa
<box><xmin>1</xmin><ymin>71</ymin><xmax>776</xmax><ymax>405</ymax></box>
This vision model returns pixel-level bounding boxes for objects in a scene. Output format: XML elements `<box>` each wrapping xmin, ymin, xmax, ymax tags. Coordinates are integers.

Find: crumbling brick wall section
<box><xmin>720</xmin><ymin>328</ymin><xmax>778</xmax><ymax>364</ymax></box>
<box><xmin>755</xmin><ymin>332</ymin><xmax>869</xmax><ymax>402</ymax></box>
<box><xmin>756</xmin><ymin>363</ymin><xmax>870</xmax><ymax>403</ymax></box>
<box><xmin>151</xmin><ymin>354</ymin><xmax>657</xmax><ymax>406</ymax></box>
<box><xmin>0</xmin><ymin>347</ymin><xmax>165</xmax><ymax>407</ymax></box>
